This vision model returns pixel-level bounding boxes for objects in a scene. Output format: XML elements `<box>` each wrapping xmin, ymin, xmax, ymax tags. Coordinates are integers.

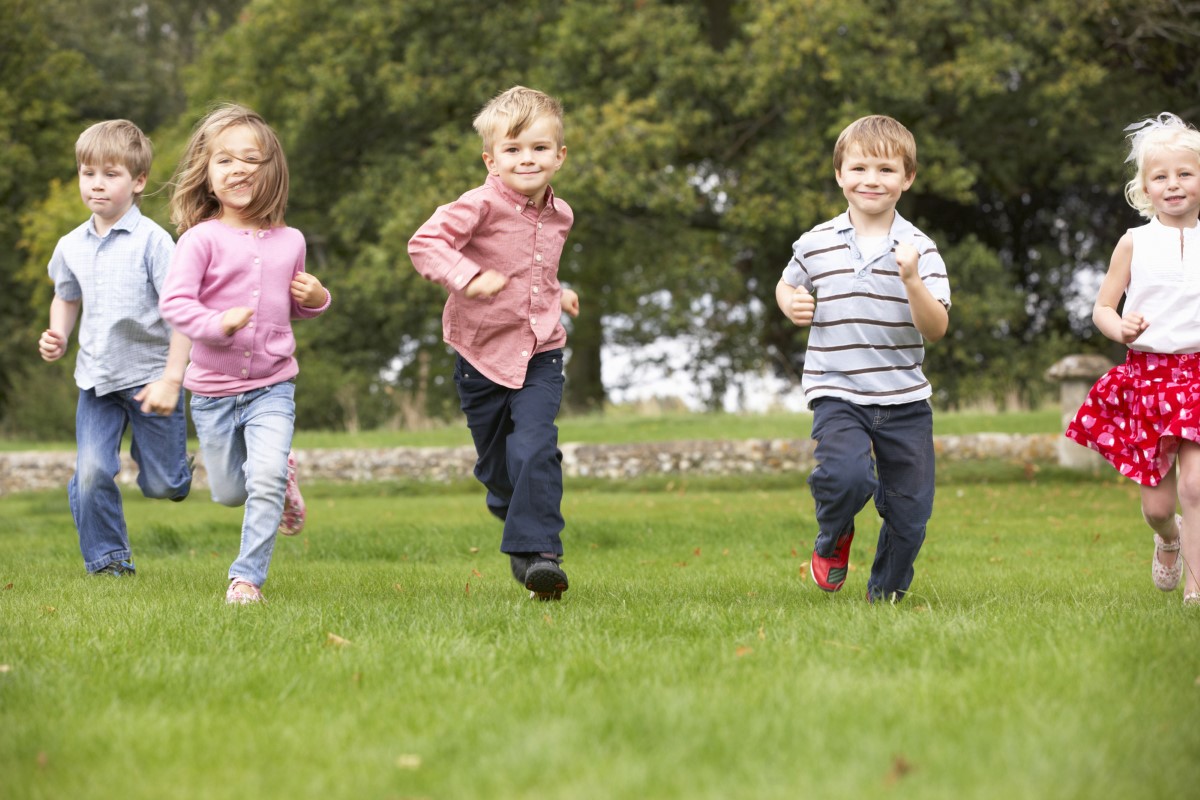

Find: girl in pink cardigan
<box><xmin>161</xmin><ymin>104</ymin><xmax>331</xmax><ymax>605</ymax></box>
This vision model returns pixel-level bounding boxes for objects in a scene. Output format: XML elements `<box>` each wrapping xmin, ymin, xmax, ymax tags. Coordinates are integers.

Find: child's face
<box><xmin>1143</xmin><ymin>148</ymin><xmax>1200</xmax><ymax>226</ymax></box>
<box><xmin>481</xmin><ymin>115</ymin><xmax>566</xmax><ymax>206</ymax></box>
<box><xmin>77</xmin><ymin>162</ymin><xmax>145</xmax><ymax>226</ymax></box>
<box><xmin>207</xmin><ymin>123</ymin><xmax>263</xmax><ymax>225</ymax></box>
<box><xmin>835</xmin><ymin>145</ymin><xmax>915</xmax><ymax>225</ymax></box>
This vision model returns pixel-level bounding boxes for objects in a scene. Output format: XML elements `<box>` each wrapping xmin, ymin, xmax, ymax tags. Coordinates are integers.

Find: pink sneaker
<box><xmin>225</xmin><ymin>579</ymin><xmax>264</xmax><ymax>605</ymax></box>
<box><xmin>278</xmin><ymin>450</ymin><xmax>306</xmax><ymax>536</ymax></box>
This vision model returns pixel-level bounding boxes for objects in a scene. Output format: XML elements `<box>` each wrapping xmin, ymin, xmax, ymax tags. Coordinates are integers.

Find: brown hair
<box><xmin>833</xmin><ymin>115</ymin><xmax>918</xmax><ymax>177</ymax></box>
<box><xmin>168</xmin><ymin>104</ymin><xmax>289</xmax><ymax>233</ymax></box>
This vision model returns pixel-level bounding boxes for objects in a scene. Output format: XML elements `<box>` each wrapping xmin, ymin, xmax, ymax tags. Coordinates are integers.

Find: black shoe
<box><xmin>94</xmin><ymin>560</ymin><xmax>136</xmax><ymax>576</ymax></box>
<box><xmin>523</xmin><ymin>554</ymin><xmax>568</xmax><ymax>601</ymax></box>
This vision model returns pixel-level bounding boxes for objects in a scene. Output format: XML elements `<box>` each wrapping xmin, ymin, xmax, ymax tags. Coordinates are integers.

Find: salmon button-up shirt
<box><xmin>408</xmin><ymin>174</ymin><xmax>574</xmax><ymax>389</ymax></box>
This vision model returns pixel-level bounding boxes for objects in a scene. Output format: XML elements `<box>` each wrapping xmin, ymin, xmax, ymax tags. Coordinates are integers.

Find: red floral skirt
<box><xmin>1065</xmin><ymin>350</ymin><xmax>1200</xmax><ymax>486</ymax></box>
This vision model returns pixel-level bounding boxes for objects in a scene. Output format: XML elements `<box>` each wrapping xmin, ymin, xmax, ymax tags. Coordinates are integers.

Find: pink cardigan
<box><xmin>160</xmin><ymin>220</ymin><xmax>330</xmax><ymax>396</ymax></box>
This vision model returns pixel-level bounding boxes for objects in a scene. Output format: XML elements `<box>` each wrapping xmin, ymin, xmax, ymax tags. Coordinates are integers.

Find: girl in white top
<box><xmin>1067</xmin><ymin>113</ymin><xmax>1200</xmax><ymax>605</ymax></box>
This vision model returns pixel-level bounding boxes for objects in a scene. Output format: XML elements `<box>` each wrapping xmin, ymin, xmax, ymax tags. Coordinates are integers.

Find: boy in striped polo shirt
<box><xmin>775</xmin><ymin>115</ymin><xmax>951</xmax><ymax>603</ymax></box>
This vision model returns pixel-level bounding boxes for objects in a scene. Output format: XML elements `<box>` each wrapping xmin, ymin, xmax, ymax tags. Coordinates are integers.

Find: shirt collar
<box><xmin>88</xmin><ymin>203</ymin><xmax>143</xmax><ymax>239</ymax></box>
<box><xmin>486</xmin><ymin>173</ymin><xmax>557</xmax><ymax>213</ymax></box>
<box><xmin>833</xmin><ymin>208</ymin><xmax>914</xmax><ymax>241</ymax></box>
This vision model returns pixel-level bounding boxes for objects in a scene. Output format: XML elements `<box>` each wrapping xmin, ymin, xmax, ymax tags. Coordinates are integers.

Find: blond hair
<box><xmin>472</xmin><ymin>86</ymin><xmax>564</xmax><ymax>152</ymax></box>
<box><xmin>1123</xmin><ymin>113</ymin><xmax>1200</xmax><ymax>220</ymax></box>
<box><xmin>833</xmin><ymin>115</ymin><xmax>918</xmax><ymax>177</ymax></box>
<box><xmin>75</xmin><ymin>120</ymin><xmax>154</xmax><ymax>205</ymax></box>
<box><xmin>169</xmin><ymin>104</ymin><xmax>289</xmax><ymax>233</ymax></box>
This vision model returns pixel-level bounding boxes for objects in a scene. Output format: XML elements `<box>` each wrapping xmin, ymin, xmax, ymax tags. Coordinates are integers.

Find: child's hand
<box><xmin>133</xmin><ymin>379</ymin><xmax>181</xmax><ymax>416</ymax></box>
<box><xmin>221</xmin><ymin>307</ymin><xmax>255</xmax><ymax>336</ymax></box>
<box><xmin>787</xmin><ymin>287</ymin><xmax>816</xmax><ymax>327</ymax></box>
<box><xmin>561</xmin><ymin>288</ymin><xmax>580</xmax><ymax>318</ymax></box>
<box><xmin>895</xmin><ymin>242</ymin><xmax>920</xmax><ymax>282</ymax></box>
<box><xmin>1120</xmin><ymin>312</ymin><xmax>1149</xmax><ymax>343</ymax></box>
<box><xmin>291</xmin><ymin>272</ymin><xmax>329</xmax><ymax>308</ymax></box>
<box><xmin>38</xmin><ymin>329</ymin><xmax>67</xmax><ymax>362</ymax></box>
<box><xmin>465</xmin><ymin>270</ymin><xmax>508</xmax><ymax>299</ymax></box>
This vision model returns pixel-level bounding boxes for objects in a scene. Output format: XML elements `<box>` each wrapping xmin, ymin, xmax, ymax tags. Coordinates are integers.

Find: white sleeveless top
<box><xmin>1126</xmin><ymin>217</ymin><xmax>1200</xmax><ymax>354</ymax></box>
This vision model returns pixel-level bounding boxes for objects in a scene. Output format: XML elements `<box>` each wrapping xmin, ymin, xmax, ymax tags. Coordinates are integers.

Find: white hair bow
<box><xmin>1125</xmin><ymin>112</ymin><xmax>1189</xmax><ymax>162</ymax></box>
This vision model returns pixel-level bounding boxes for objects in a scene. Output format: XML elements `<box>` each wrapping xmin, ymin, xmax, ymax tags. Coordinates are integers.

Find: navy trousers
<box><xmin>453</xmin><ymin>349</ymin><xmax>565</xmax><ymax>556</ymax></box>
<box><xmin>808</xmin><ymin>397</ymin><xmax>935</xmax><ymax>599</ymax></box>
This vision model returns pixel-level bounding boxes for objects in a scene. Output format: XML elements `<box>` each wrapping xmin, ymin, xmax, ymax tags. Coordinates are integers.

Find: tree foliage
<box><xmin>6</xmin><ymin>0</ymin><xmax>1200</xmax><ymax>434</ymax></box>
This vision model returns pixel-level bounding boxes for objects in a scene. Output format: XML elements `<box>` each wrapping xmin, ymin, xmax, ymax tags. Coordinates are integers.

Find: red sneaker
<box><xmin>810</xmin><ymin>530</ymin><xmax>854</xmax><ymax>592</ymax></box>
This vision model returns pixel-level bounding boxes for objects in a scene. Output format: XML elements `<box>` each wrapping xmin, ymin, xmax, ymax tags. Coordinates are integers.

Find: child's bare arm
<box><xmin>776</xmin><ymin>279</ymin><xmax>815</xmax><ymax>327</ymax></box>
<box><xmin>134</xmin><ymin>331</ymin><xmax>190</xmax><ymax>415</ymax></box>
<box><xmin>896</xmin><ymin>243</ymin><xmax>949</xmax><ymax>342</ymax></box>
<box><xmin>1092</xmin><ymin>234</ymin><xmax>1145</xmax><ymax>344</ymax></box>
<box><xmin>38</xmin><ymin>296</ymin><xmax>81</xmax><ymax>362</ymax></box>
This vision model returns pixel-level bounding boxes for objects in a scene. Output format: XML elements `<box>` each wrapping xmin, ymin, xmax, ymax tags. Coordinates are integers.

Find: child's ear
<box><xmin>902</xmin><ymin>171</ymin><xmax>916</xmax><ymax>191</ymax></box>
<box><xmin>133</xmin><ymin>173</ymin><xmax>148</xmax><ymax>193</ymax></box>
<box><xmin>481</xmin><ymin>151</ymin><xmax>497</xmax><ymax>175</ymax></box>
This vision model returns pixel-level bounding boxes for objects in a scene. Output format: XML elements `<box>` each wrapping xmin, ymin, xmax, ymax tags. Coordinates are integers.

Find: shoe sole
<box><xmin>525</xmin><ymin>563</ymin><xmax>568</xmax><ymax>601</ymax></box>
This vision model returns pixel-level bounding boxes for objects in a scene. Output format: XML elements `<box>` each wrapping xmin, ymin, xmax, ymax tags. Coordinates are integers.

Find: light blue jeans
<box><xmin>190</xmin><ymin>381</ymin><xmax>295</xmax><ymax>588</ymax></box>
<box><xmin>71</xmin><ymin>386</ymin><xmax>192</xmax><ymax>572</ymax></box>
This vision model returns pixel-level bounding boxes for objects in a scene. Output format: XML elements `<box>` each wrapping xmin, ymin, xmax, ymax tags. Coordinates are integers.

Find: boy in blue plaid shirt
<box><xmin>38</xmin><ymin>120</ymin><xmax>192</xmax><ymax>576</ymax></box>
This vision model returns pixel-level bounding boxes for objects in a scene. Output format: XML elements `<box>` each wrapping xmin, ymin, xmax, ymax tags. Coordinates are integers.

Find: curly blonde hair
<box><xmin>1124</xmin><ymin>113</ymin><xmax>1200</xmax><ymax>220</ymax></box>
<box><xmin>169</xmin><ymin>104</ymin><xmax>289</xmax><ymax>233</ymax></box>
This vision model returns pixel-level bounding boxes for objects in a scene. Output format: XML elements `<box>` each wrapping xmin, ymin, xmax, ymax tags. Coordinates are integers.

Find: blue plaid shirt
<box><xmin>48</xmin><ymin>204</ymin><xmax>176</xmax><ymax>396</ymax></box>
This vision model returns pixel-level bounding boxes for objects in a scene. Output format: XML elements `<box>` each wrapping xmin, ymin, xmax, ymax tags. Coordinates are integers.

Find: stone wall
<box><xmin>0</xmin><ymin>433</ymin><xmax>1060</xmax><ymax>496</ymax></box>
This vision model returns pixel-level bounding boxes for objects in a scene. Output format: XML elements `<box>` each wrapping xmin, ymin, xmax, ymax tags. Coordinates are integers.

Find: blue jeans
<box><xmin>71</xmin><ymin>386</ymin><xmax>191</xmax><ymax>573</ymax></box>
<box><xmin>453</xmin><ymin>350</ymin><xmax>565</xmax><ymax>556</ymax></box>
<box><xmin>808</xmin><ymin>398</ymin><xmax>935</xmax><ymax>599</ymax></box>
<box><xmin>190</xmin><ymin>381</ymin><xmax>295</xmax><ymax>587</ymax></box>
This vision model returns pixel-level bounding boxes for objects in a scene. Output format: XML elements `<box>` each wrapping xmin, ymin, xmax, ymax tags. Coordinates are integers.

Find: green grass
<box><xmin>2</xmin><ymin>463</ymin><xmax>1198</xmax><ymax>799</ymax></box>
<box><xmin>0</xmin><ymin>406</ymin><xmax>1061</xmax><ymax>451</ymax></box>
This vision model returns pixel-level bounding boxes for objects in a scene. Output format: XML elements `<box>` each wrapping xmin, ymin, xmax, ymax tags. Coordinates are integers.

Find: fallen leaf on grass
<box><xmin>396</xmin><ymin>754</ymin><xmax>422</xmax><ymax>770</ymax></box>
<box><xmin>469</xmin><ymin>547</ymin><xmax>480</xmax><ymax>554</ymax></box>
<box><xmin>722</xmin><ymin>548</ymin><xmax>730</xmax><ymax>556</ymax></box>
<box><xmin>674</xmin><ymin>561</ymin><xmax>688</xmax><ymax>568</ymax></box>
<box><xmin>735</xmin><ymin>646</ymin><xmax>753</xmax><ymax>658</ymax></box>
<box><xmin>0</xmin><ymin>664</ymin><xmax>11</xmax><ymax>673</ymax></box>
<box><xmin>4</xmin><ymin>582</ymin><xmax>13</xmax><ymax>590</ymax></box>
<box><xmin>693</xmin><ymin>547</ymin><xmax>702</xmax><ymax>557</ymax></box>
<box><xmin>393</xmin><ymin>583</ymin><xmax>405</xmax><ymax>593</ymax></box>
<box><xmin>325</xmin><ymin>632</ymin><xmax>352</xmax><ymax>647</ymax></box>
<box><xmin>543</xmin><ymin>614</ymin><xmax>554</xmax><ymax>626</ymax></box>
<box><xmin>41</xmin><ymin>606</ymin><xmax>56</xmax><ymax>615</ymax></box>
<box><xmin>757</xmin><ymin>626</ymin><xmax>766</xmax><ymax>641</ymax></box>
<box><xmin>37</xmin><ymin>752</ymin><xmax>49</xmax><ymax>769</ymax></box>
<box><xmin>471</xmin><ymin>569</ymin><xmax>483</xmax><ymax>577</ymax></box>
<box><xmin>885</xmin><ymin>754</ymin><xmax>915</xmax><ymax>786</ymax></box>
<box><xmin>464</xmin><ymin>582</ymin><xmax>471</xmax><ymax>596</ymax></box>
<box><xmin>799</xmin><ymin>562</ymin><xmax>809</xmax><ymax>581</ymax></box>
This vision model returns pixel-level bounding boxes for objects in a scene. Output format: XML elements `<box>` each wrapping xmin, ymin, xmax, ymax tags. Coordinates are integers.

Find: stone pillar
<box><xmin>1045</xmin><ymin>354</ymin><xmax>1115</xmax><ymax>470</ymax></box>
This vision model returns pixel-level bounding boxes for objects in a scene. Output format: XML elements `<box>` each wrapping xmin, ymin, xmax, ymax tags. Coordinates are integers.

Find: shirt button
<box><xmin>253</xmin><ymin>290</ymin><xmax>259</xmax><ymax>297</ymax></box>
<box><xmin>521</xmin><ymin>350</ymin><xmax>529</xmax><ymax>357</ymax></box>
<box><xmin>244</xmin><ymin>351</ymin><xmax>251</xmax><ymax>358</ymax></box>
<box><xmin>254</xmin><ymin>257</ymin><xmax>261</xmax><ymax>264</ymax></box>
<box><xmin>532</xmin><ymin>286</ymin><xmax>539</xmax><ymax>294</ymax></box>
<box><xmin>515</xmin><ymin>204</ymin><xmax>522</xmax><ymax>212</ymax></box>
<box><xmin>535</xmin><ymin>253</ymin><xmax>543</xmax><ymax>262</ymax></box>
<box><xmin>241</xmin><ymin>369</ymin><xmax>248</xmax><ymax>376</ymax></box>
<box><xmin>248</xmin><ymin>322</ymin><xmax>255</xmax><ymax>328</ymax></box>
<box><xmin>257</xmin><ymin>231</ymin><xmax>265</xmax><ymax>238</ymax></box>
<box><xmin>455</xmin><ymin>275</ymin><xmax>464</xmax><ymax>286</ymax></box>
<box><xmin>530</xmin><ymin>317</ymin><xmax>537</xmax><ymax>326</ymax></box>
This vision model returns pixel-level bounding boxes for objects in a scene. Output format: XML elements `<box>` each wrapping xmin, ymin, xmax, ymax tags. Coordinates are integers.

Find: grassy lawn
<box><xmin>2</xmin><ymin>463</ymin><xmax>1198</xmax><ymax>799</ymax></box>
<box><xmin>0</xmin><ymin>406</ymin><xmax>1061</xmax><ymax>452</ymax></box>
